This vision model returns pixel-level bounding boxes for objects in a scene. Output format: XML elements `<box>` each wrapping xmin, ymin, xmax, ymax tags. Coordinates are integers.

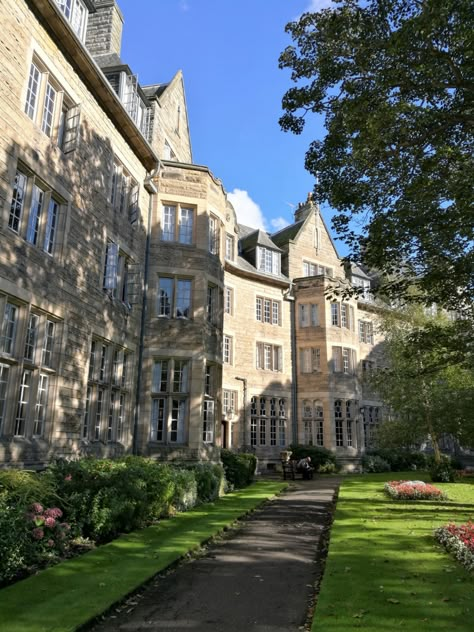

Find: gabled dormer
<box><xmin>239</xmin><ymin>227</ymin><xmax>283</xmax><ymax>277</ymax></box>
<box><xmin>348</xmin><ymin>264</ymin><xmax>374</xmax><ymax>302</ymax></box>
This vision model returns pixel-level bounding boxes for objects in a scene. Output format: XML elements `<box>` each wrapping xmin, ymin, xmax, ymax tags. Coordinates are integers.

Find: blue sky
<box><xmin>118</xmin><ymin>0</ymin><xmax>341</xmax><ymax>247</ymax></box>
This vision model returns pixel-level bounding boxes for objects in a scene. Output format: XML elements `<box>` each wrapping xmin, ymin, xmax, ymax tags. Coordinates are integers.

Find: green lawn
<box><xmin>313</xmin><ymin>473</ymin><xmax>474</xmax><ymax>631</ymax></box>
<box><xmin>0</xmin><ymin>480</ymin><xmax>286</xmax><ymax>632</ymax></box>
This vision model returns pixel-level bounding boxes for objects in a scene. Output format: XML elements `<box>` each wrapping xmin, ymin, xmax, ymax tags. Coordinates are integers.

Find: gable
<box><xmin>145</xmin><ymin>70</ymin><xmax>193</xmax><ymax>163</ymax></box>
<box><xmin>283</xmin><ymin>206</ymin><xmax>344</xmax><ymax>281</ymax></box>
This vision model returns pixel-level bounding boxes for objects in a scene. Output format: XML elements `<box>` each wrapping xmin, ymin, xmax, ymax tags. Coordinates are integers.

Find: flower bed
<box><xmin>384</xmin><ymin>480</ymin><xmax>447</xmax><ymax>500</ymax></box>
<box><xmin>435</xmin><ymin>521</ymin><xmax>474</xmax><ymax>572</ymax></box>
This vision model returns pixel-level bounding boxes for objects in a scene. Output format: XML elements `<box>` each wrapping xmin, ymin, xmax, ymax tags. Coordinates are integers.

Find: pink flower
<box><xmin>44</xmin><ymin>507</ymin><xmax>63</xmax><ymax>519</ymax></box>
<box><xmin>64</xmin><ymin>474</ymin><xmax>72</xmax><ymax>482</ymax></box>
<box><xmin>44</xmin><ymin>516</ymin><xmax>56</xmax><ymax>528</ymax></box>
<box><xmin>60</xmin><ymin>522</ymin><xmax>71</xmax><ymax>532</ymax></box>
<box><xmin>31</xmin><ymin>502</ymin><xmax>44</xmax><ymax>514</ymax></box>
<box><xmin>32</xmin><ymin>527</ymin><xmax>44</xmax><ymax>540</ymax></box>
<box><xmin>47</xmin><ymin>539</ymin><xmax>55</xmax><ymax>548</ymax></box>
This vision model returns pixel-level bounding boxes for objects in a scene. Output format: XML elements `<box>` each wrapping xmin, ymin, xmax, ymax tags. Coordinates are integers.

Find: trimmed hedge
<box><xmin>362</xmin><ymin>450</ymin><xmax>460</xmax><ymax>478</ymax></box>
<box><xmin>289</xmin><ymin>445</ymin><xmax>339</xmax><ymax>473</ymax></box>
<box><xmin>0</xmin><ymin>457</ymin><xmax>228</xmax><ymax>586</ymax></box>
<box><xmin>364</xmin><ymin>449</ymin><xmax>428</xmax><ymax>471</ymax></box>
<box><xmin>221</xmin><ymin>450</ymin><xmax>257</xmax><ymax>488</ymax></box>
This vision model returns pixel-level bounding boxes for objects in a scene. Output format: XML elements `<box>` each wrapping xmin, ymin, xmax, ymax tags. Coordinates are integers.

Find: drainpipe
<box><xmin>132</xmin><ymin>167</ymin><xmax>159</xmax><ymax>455</ymax></box>
<box><xmin>288</xmin><ymin>290</ymin><xmax>298</xmax><ymax>446</ymax></box>
<box><xmin>235</xmin><ymin>376</ymin><xmax>247</xmax><ymax>449</ymax></box>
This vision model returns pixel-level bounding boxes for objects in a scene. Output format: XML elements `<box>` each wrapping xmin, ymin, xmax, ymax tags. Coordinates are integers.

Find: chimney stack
<box><xmin>85</xmin><ymin>0</ymin><xmax>124</xmax><ymax>58</ymax></box>
<box><xmin>294</xmin><ymin>193</ymin><xmax>317</xmax><ymax>223</ymax></box>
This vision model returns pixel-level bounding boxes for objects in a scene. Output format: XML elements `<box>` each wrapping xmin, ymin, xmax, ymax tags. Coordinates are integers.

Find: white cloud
<box><xmin>271</xmin><ymin>217</ymin><xmax>290</xmax><ymax>231</ymax></box>
<box><xmin>303</xmin><ymin>0</ymin><xmax>335</xmax><ymax>12</ymax></box>
<box><xmin>228</xmin><ymin>189</ymin><xmax>267</xmax><ymax>230</ymax></box>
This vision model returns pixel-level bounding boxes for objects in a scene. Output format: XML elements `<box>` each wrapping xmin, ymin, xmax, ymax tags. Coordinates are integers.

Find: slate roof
<box><xmin>94</xmin><ymin>53</ymin><xmax>125</xmax><ymax>69</ymax></box>
<box><xmin>351</xmin><ymin>263</ymin><xmax>371</xmax><ymax>279</ymax></box>
<box><xmin>229</xmin><ymin>256</ymin><xmax>290</xmax><ymax>283</ymax></box>
<box><xmin>271</xmin><ymin>220</ymin><xmax>304</xmax><ymax>247</ymax></box>
<box><xmin>239</xmin><ymin>227</ymin><xmax>282</xmax><ymax>253</ymax></box>
<box><xmin>142</xmin><ymin>84</ymin><xmax>169</xmax><ymax>99</ymax></box>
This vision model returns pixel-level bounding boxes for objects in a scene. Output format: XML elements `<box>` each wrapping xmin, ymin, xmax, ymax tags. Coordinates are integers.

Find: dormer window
<box><xmin>353</xmin><ymin>277</ymin><xmax>372</xmax><ymax>301</ymax></box>
<box><xmin>103</xmin><ymin>71</ymin><xmax>152</xmax><ymax>138</ymax></box>
<box><xmin>55</xmin><ymin>0</ymin><xmax>89</xmax><ymax>42</ymax></box>
<box><xmin>258</xmin><ymin>247</ymin><xmax>280</xmax><ymax>275</ymax></box>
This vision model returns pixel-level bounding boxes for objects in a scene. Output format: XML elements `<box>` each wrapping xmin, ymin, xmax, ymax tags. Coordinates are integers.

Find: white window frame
<box><xmin>256</xmin><ymin>342</ymin><xmax>282</xmax><ymax>372</ymax></box>
<box><xmin>224</xmin><ymin>286</ymin><xmax>233</xmax><ymax>315</ymax></box>
<box><xmin>24</xmin><ymin>57</ymin><xmax>80</xmax><ymax>151</ymax></box>
<box><xmin>150</xmin><ymin>358</ymin><xmax>189</xmax><ymax>444</ymax></box>
<box><xmin>157</xmin><ymin>277</ymin><xmax>192</xmax><ymax>319</ymax></box>
<box><xmin>223</xmin><ymin>335</ymin><xmax>233</xmax><ymax>364</ymax></box>
<box><xmin>208</xmin><ymin>214</ymin><xmax>220</xmax><ymax>255</ymax></box>
<box><xmin>225</xmin><ymin>233</ymin><xmax>235</xmax><ymax>261</ymax></box>
<box><xmin>258</xmin><ymin>247</ymin><xmax>280</xmax><ymax>275</ymax></box>
<box><xmin>8</xmin><ymin>166</ymin><xmax>64</xmax><ymax>256</ymax></box>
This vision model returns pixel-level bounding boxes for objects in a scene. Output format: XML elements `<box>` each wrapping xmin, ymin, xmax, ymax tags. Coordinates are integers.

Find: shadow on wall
<box><xmin>0</xmin><ymin>118</ymin><xmax>148</xmax><ymax>467</ymax></box>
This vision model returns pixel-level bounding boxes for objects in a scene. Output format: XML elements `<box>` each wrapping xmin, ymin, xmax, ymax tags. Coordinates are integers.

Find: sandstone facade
<box><xmin>0</xmin><ymin>0</ymin><xmax>384</xmax><ymax>470</ymax></box>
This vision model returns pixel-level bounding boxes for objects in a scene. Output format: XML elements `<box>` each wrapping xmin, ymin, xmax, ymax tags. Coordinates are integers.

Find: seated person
<box><xmin>297</xmin><ymin>456</ymin><xmax>314</xmax><ymax>480</ymax></box>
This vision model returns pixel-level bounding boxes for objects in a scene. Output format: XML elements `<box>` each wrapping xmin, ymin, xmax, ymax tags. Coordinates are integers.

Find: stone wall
<box><xmin>0</xmin><ymin>0</ymin><xmax>151</xmax><ymax>467</ymax></box>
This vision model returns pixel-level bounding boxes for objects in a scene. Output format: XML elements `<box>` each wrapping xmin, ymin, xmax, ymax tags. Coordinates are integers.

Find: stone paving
<box><xmin>86</xmin><ymin>477</ymin><xmax>341</xmax><ymax>632</ymax></box>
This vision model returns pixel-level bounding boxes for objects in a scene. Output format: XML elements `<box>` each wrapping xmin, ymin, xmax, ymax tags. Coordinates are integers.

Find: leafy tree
<box><xmin>368</xmin><ymin>308</ymin><xmax>474</xmax><ymax>459</ymax></box>
<box><xmin>279</xmin><ymin>0</ymin><xmax>474</xmax><ymax>311</ymax></box>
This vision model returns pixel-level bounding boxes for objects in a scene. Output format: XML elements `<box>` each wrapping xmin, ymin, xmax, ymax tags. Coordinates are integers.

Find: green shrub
<box><xmin>49</xmin><ymin>457</ymin><xmax>177</xmax><ymax>542</ymax></box>
<box><xmin>0</xmin><ymin>493</ymin><xmax>30</xmax><ymax>585</ymax></box>
<box><xmin>429</xmin><ymin>457</ymin><xmax>457</xmax><ymax>483</ymax></box>
<box><xmin>318</xmin><ymin>462</ymin><xmax>338</xmax><ymax>474</ymax></box>
<box><xmin>191</xmin><ymin>463</ymin><xmax>227</xmax><ymax>502</ymax></box>
<box><xmin>0</xmin><ymin>469</ymin><xmax>59</xmax><ymax>506</ymax></box>
<box><xmin>171</xmin><ymin>468</ymin><xmax>198</xmax><ymax>512</ymax></box>
<box><xmin>221</xmin><ymin>450</ymin><xmax>257</xmax><ymax>488</ymax></box>
<box><xmin>361</xmin><ymin>454</ymin><xmax>391</xmax><ymax>473</ymax></box>
<box><xmin>288</xmin><ymin>445</ymin><xmax>339</xmax><ymax>472</ymax></box>
<box><xmin>364</xmin><ymin>449</ymin><xmax>428</xmax><ymax>471</ymax></box>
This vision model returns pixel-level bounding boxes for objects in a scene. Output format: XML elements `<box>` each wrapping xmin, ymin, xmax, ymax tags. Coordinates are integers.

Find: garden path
<box><xmin>86</xmin><ymin>476</ymin><xmax>340</xmax><ymax>632</ymax></box>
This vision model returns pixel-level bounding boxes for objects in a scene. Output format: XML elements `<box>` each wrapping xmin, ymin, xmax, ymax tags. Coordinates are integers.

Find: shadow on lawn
<box><xmin>315</xmin><ymin>488</ymin><xmax>474</xmax><ymax>631</ymax></box>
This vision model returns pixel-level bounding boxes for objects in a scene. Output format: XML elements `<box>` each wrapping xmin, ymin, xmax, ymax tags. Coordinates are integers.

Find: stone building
<box><xmin>0</xmin><ymin>0</ymin><xmax>384</xmax><ymax>470</ymax></box>
<box><xmin>222</xmin><ymin>196</ymin><xmax>384</xmax><ymax>470</ymax></box>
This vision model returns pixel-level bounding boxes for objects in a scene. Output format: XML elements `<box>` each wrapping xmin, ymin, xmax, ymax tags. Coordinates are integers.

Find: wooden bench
<box><xmin>281</xmin><ymin>460</ymin><xmax>313</xmax><ymax>480</ymax></box>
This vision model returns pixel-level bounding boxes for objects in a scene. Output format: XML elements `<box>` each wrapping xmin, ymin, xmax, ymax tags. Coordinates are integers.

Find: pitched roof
<box><xmin>93</xmin><ymin>53</ymin><xmax>125</xmax><ymax>69</ymax></box>
<box><xmin>351</xmin><ymin>263</ymin><xmax>371</xmax><ymax>279</ymax></box>
<box><xmin>239</xmin><ymin>228</ymin><xmax>282</xmax><ymax>253</ymax></box>
<box><xmin>142</xmin><ymin>83</ymin><xmax>169</xmax><ymax>99</ymax></box>
<box><xmin>229</xmin><ymin>256</ymin><xmax>290</xmax><ymax>284</ymax></box>
<box><xmin>271</xmin><ymin>220</ymin><xmax>305</xmax><ymax>246</ymax></box>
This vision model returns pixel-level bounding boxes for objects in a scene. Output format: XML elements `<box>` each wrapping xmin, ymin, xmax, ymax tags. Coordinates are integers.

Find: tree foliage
<box><xmin>279</xmin><ymin>0</ymin><xmax>474</xmax><ymax>311</ymax></box>
<box><xmin>368</xmin><ymin>307</ymin><xmax>474</xmax><ymax>456</ymax></box>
